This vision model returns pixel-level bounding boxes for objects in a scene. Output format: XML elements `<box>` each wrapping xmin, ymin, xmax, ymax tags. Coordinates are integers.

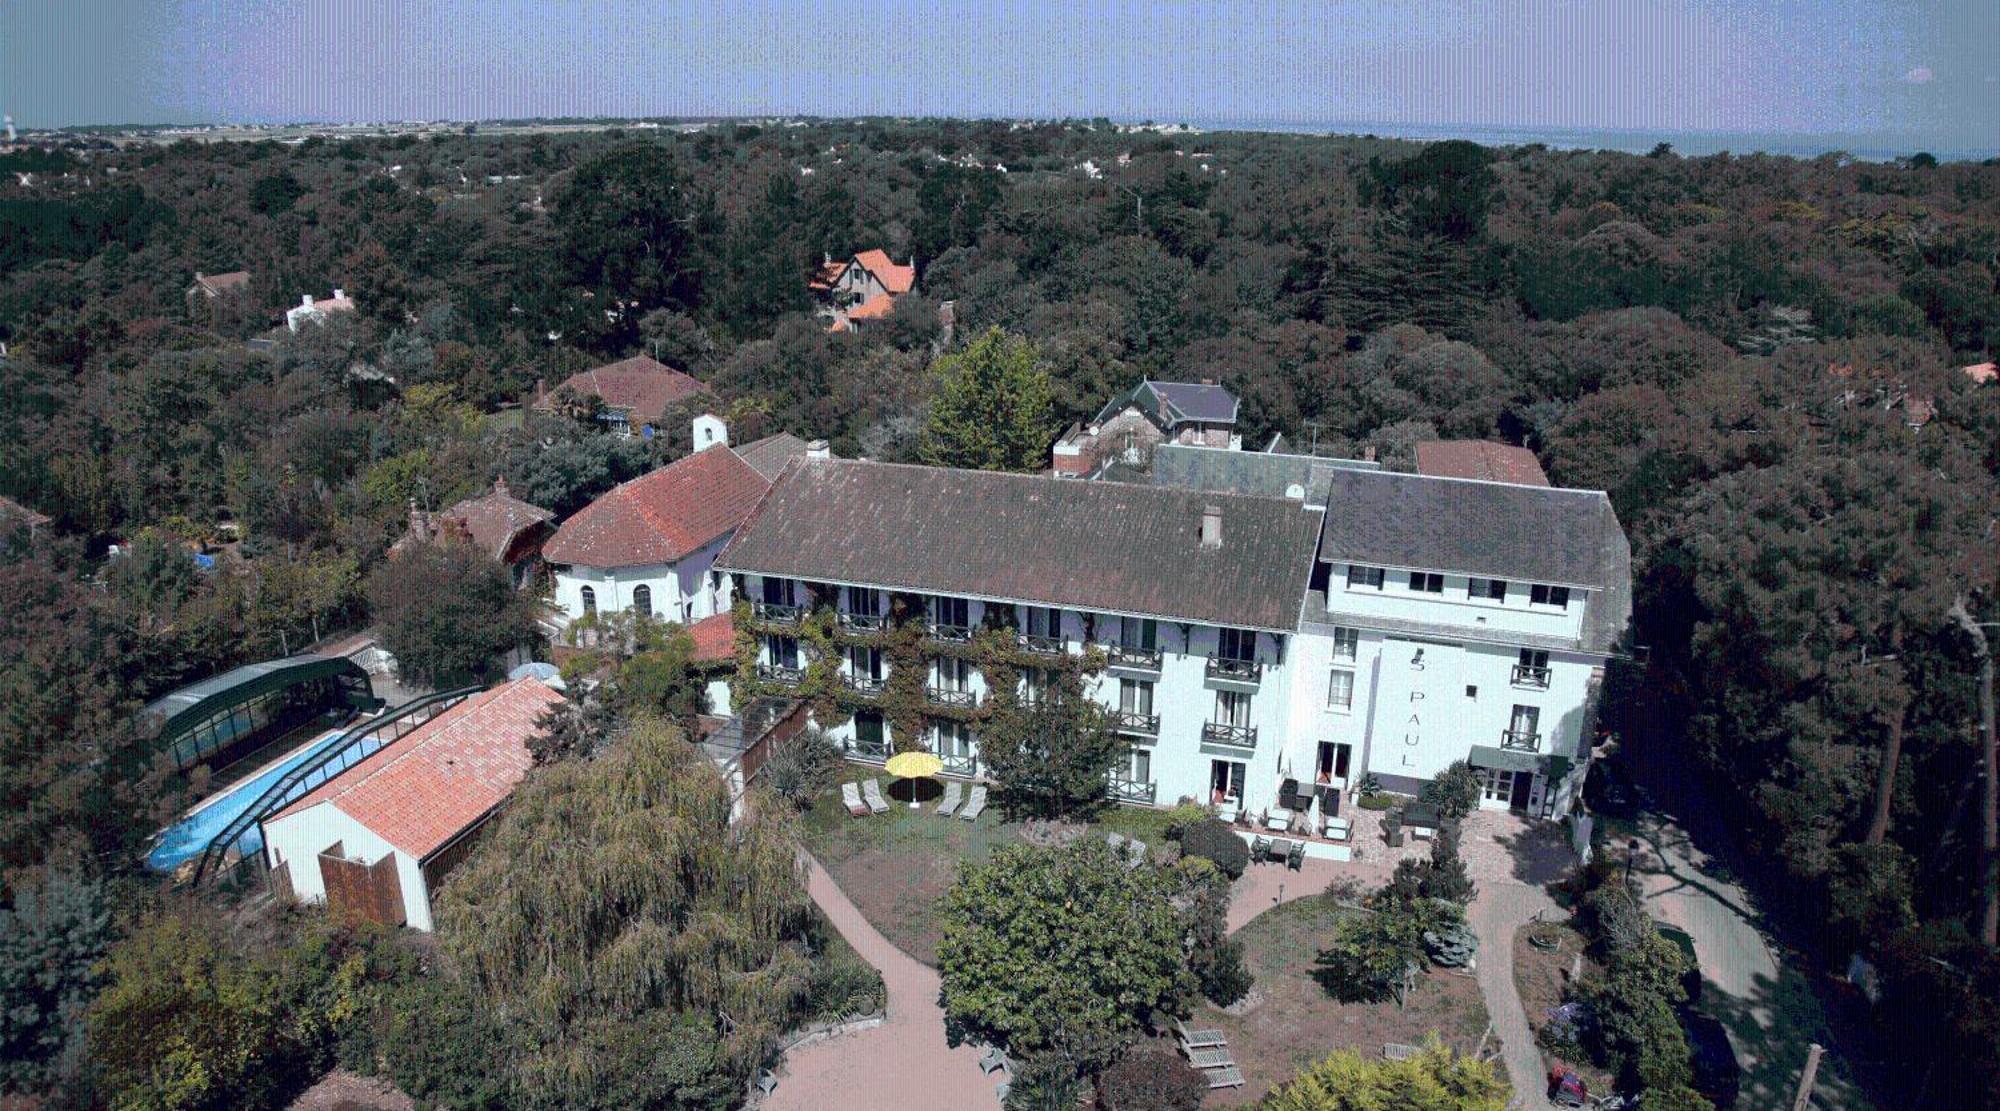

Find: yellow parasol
<box><xmin>883</xmin><ymin>752</ymin><xmax>944</xmax><ymax>808</ymax></box>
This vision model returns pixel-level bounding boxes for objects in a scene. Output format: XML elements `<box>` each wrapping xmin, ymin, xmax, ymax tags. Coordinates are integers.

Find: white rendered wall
<box><xmin>261</xmin><ymin>803</ymin><xmax>435</xmax><ymax>930</ymax></box>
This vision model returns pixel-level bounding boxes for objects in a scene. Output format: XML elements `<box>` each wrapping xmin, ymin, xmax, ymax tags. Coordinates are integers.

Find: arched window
<box><xmin>632</xmin><ymin>584</ymin><xmax>652</xmax><ymax>617</ymax></box>
<box><xmin>579</xmin><ymin>585</ymin><xmax>596</xmax><ymax>618</ymax></box>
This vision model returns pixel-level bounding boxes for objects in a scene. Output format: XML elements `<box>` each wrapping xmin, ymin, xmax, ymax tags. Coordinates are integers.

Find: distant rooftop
<box><xmin>1092</xmin><ymin>379</ymin><xmax>1239</xmax><ymax>430</ymax></box>
<box><xmin>1414</xmin><ymin>441</ymin><xmax>1550</xmax><ymax>487</ymax></box>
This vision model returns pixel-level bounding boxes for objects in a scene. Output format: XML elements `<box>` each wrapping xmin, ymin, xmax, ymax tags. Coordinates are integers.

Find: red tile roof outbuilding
<box><xmin>533</xmin><ymin>355</ymin><xmax>708</xmax><ymax>428</ymax></box>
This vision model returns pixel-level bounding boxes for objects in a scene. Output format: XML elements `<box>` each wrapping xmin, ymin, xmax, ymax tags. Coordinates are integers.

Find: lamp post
<box><xmin>1624</xmin><ymin>837</ymin><xmax>1642</xmax><ymax>886</ymax></box>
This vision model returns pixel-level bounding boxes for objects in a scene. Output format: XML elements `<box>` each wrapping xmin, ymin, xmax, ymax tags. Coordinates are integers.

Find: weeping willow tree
<box><xmin>434</xmin><ymin>714</ymin><xmax>816</xmax><ymax>1110</ymax></box>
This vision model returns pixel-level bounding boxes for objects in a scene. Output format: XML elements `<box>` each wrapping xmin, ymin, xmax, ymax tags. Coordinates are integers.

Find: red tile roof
<box><xmin>269</xmin><ymin>677</ymin><xmax>562</xmax><ymax>860</ymax></box>
<box><xmin>1966</xmin><ymin>362</ymin><xmax>1997</xmax><ymax>385</ymax></box>
<box><xmin>542</xmin><ymin>446</ymin><xmax>773</xmax><ymax>568</ymax></box>
<box><xmin>687</xmin><ymin>611</ymin><xmax>736</xmax><ymax>663</ymax></box>
<box><xmin>533</xmin><ymin>355</ymin><xmax>707</xmax><ymax>426</ymax></box>
<box><xmin>851</xmin><ymin>249</ymin><xmax>915</xmax><ymax>294</ymax></box>
<box><xmin>1414</xmin><ymin>441</ymin><xmax>1551</xmax><ymax>487</ymax></box>
<box><xmin>845</xmin><ymin>292</ymin><xmax>898</xmax><ymax>320</ymax></box>
<box><xmin>441</xmin><ymin>479</ymin><xmax>555</xmax><ymax>562</ymax></box>
<box><xmin>808</xmin><ymin>259</ymin><xmax>849</xmax><ymax>292</ymax></box>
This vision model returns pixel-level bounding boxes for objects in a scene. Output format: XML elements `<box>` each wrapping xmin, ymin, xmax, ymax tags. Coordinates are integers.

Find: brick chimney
<box><xmin>493</xmin><ymin>475</ymin><xmax>512</xmax><ymax>499</ymax></box>
<box><xmin>1199</xmin><ymin>504</ymin><xmax>1223</xmax><ymax>549</ymax></box>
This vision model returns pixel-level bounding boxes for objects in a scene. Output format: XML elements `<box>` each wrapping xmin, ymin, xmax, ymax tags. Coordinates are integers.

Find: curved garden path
<box><xmin>767</xmin><ymin>852</ymin><xmax>1001</xmax><ymax>1111</ymax></box>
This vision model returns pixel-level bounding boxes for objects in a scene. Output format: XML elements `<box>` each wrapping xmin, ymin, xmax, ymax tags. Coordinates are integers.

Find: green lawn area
<box><xmin>1193</xmin><ymin>894</ymin><xmax>1493</xmax><ymax>1106</ymax></box>
<box><xmin>483</xmin><ymin>407</ymin><xmax>525</xmax><ymax>432</ymax></box>
<box><xmin>796</xmin><ymin>770</ymin><xmax>1192</xmax><ymax>966</ymax></box>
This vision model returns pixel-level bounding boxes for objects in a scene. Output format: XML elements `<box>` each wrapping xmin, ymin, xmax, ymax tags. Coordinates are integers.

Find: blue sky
<box><xmin>5</xmin><ymin>1</ymin><xmax>1995</xmax><ymax>152</ymax></box>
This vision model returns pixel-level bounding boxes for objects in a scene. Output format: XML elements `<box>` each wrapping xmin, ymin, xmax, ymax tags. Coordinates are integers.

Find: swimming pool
<box><xmin>146</xmin><ymin>727</ymin><xmax>388</xmax><ymax>872</ymax></box>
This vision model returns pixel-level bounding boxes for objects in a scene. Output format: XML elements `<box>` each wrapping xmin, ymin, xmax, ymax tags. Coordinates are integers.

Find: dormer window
<box><xmin>1346</xmin><ymin>565</ymin><xmax>1385</xmax><ymax>590</ymax></box>
<box><xmin>1529</xmin><ymin>584</ymin><xmax>1572</xmax><ymax>610</ymax></box>
<box><xmin>1408</xmin><ymin>571</ymin><xmax>1444</xmax><ymax>594</ymax></box>
<box><xmin>1468</xmin><ymin>578</ymin><xmax>1507</xmax><ymax>601</ymax></box>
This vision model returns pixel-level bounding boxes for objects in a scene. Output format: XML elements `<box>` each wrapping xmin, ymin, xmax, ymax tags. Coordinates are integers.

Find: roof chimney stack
<box><xmin>692</xmin><ymin>413</ymin><xmax>729</xmax><ymax>451</ymax></box>
<box><xmin>806</xmin><ymin>439</ymin><xmax>830</xmax><ymax>459</ymax></box>
<box><xmin>492</xmin><ymin>475</ymin><xmax>511</xmax><ymax>499</ymax></box>
<box><xmin>301</xmin><ymin>294</ymin><xmax>315</xmax><ymax>308</ymax></box>
<box><xmin>1199</xmin><ymin>504</ymin><xmax>1223</xmax><ymax>549</ymax></box>
<box><xmin>332</xmin><ymin>287</ymin><xmax>345</xmax><ymax>300</ymax></box>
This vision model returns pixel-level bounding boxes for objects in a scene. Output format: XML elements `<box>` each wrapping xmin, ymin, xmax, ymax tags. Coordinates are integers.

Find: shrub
<box><xmin>1178</xmin><ymin>817</ymin><xmax>1249</xmax><ymax>879</ymax></box>
<box><xmin>1097</xmin><ymin>1047</ymin><xmax>1206</xmax><ymax>1111</ymax></box>
<box><xmin>763</xmin><ymin>726</ymin><xmax>843</xmax><ymax>808</ymax></box>
<box><xmin>1358</xmin><ymin>793</ymin><xmax>1396</xmax><ymax>811</ymax></box>
<box><xmin>1006</xmin><ymin>1051</ymin><xmax>1088</xmax><ymax>1111</ymax></box>
<box><xmin>1262</xmin><ymin>1040</ymin><xmax>1507</xmax><ymax>1109</ymax></box>
<box><xmin>1419</xmin><ymin>760</ymin><xmax>1481</xmax><ymax>823</ymax></box>
<box><xmin>805</xmin><ymin>950</ymin><xmax>885</xmax><ymax>1019</ymax></box>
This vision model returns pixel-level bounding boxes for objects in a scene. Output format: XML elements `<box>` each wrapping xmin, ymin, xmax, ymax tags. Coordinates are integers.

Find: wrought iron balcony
<box><xmin>753</xmin><ymin>601</ymin><xmax>803</xmax><ymax>625</ymax></box>
<box><xmin>1202</xmin><ymin>721</ymin><xmax>1258</xmax><ymax>749</ymax></box>
<box><xmin>838</xmin><ymin>611</ymin><xmax>887</xmax><ymax>633</ymax></box>
<box><xmin>1109</xmin><ymin>778</ymin><xmax>1158</xmax><ymax>805</ymax></box>
<box><xmin>757</xmin><ymin>663</ymin><xmax>806</xmax><ymax>686</ymax></box>
<box><xmin>1501</xmin><ymin>729</ymin><xmax>1542</xmax><ymax>752</ymax></box>
<box><xmin>1511</xmin><ymin>664</ymin><xmax>1552</xmax><ymax>690</ymax></box>
<box><xmin>843</xmin><ymin>674</ymin><xmax>887</xmax><ymax>696</ymax></box>
<box><xmin>1106</xmin><ymin>644</ymin><xmax>1163</xmax><ymax>672</ymax></box>
<box><xmin>847</xmin><ymin>739</ymin><xmax>889</xmax><ymax>764</ymax></box>
<box><xmin>938</xmin><ymin>752</ymin><xmax>978</xmax><ymax>777</ymax></box>
<box><xmin>1016</xmin><ymin>632</ymin><xmax>1067</xmax><ymax>657</ymax></box>
<box><xmin>926</xmin><ymin>686</ymin><xmax>978</xmax><ymax>708</ymax></box>
<box><xmin>1109</xmin><ymin>710</ymin><xmax>1160</xmax><ymax>736</ymax></box>
<box><xmin>929</xmin><ymin>623</ymin><xmax>974</xmax><ymax>643</ymax></box>
<box><xmin>1205</xmin><ymin>655</ymin><xmax>1263</xmax><ymax>685</ymax></box>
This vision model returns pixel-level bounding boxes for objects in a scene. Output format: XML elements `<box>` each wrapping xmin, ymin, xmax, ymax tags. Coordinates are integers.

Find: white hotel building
<box><xmin>714</xmin><ymin>447</ymin><xmax>1628</xmax><ymax>823</ymax></box>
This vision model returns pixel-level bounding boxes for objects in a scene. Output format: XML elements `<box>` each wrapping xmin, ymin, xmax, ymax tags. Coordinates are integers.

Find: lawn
<box><xmin>1192</xmin><ymin>894</ymin><xmax>1492</xmax><ymax>1106</ymax></box>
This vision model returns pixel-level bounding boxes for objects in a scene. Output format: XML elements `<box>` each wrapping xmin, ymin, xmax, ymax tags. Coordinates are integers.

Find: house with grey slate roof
<box><xmin>716</xmin><ymin>448</ymin><xmax>1629</xmax><ymax>832</ymax></box>
<box><xmin>1051</xmin><ymin>379</ymin><xmax>1243</xmax><ymax>476</ymax></box>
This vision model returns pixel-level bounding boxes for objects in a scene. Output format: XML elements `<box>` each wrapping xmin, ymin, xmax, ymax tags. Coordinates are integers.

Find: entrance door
<box><xmin>1316</xmin><ymin>741</ymin><xmax>1352</xmax><ymax>786</ymax></box>
<box><xmin>1509</xmin><ymin>770</ymin><xmax>1534</xmax><ymax>811</ymax></box>
<box><xmin>1209</xmin><ymin>759</ymin><xmax>1246</xmax><ymax>805</ymax></box>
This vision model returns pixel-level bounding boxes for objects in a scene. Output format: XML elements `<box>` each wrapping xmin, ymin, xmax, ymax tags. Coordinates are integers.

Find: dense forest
<box><xmin>2</xmin><ymin>119</ymin><xmax>1998</xmax><ymax>1108</ymax></box>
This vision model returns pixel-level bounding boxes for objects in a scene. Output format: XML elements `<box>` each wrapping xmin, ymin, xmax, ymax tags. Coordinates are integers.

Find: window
<box><xmin>1210</xmin><ymin>759</ymin><xmax>1247</xmax><ymax>803</ymax></box>
<box><xmin>1469</xmin><ymin>578</ymin><xmax>1507</xmax><ymax>601</ymax></box>
<box><xmin>1120</xmin><ymin>617</ymin><xmax>1158</xmax><ymax>651</ymax></box>
<box><xmin>1025</xmin><ymin>606</ymin><xmax>1061</xmax><ymax>638</ymax></box>
<box><xmin>1330</xmin><ymin>627</ymin><xmax>1359</xmax><ymax>662</ymax></box>
<box><xmin>1408</xmin><ymin>571</ymin><xmax>1445</xmax><ymax>593</ymax></box>
<box><xmin>1327</xmin><ymin>668</ymin><xmax>1354</xmax><ymax>710</ymax></box>
<box><xmin>1128</xmin><ymin>748</ymin><xmax>1152</xmax><ymax>785</ymax></box>
<box><xmin>761</xmin><ymin>577</ymin><xmax>795</xmax><ymax>606</ymax></box>
<box><xmin>1217</xmin><ymin>627</ymin><xmax>1256</xmax><ymax>662</ymax></box>
<box><xmin>1215</xmin><ymin>690</ymin><xmax>1253</xmax><ymax>726</ymax></box>
<box><xmin>1021</xmin><ymin>667</ymin><xmax>1050</xmax><ymax>704</ymax></box>
<box><xmin>768</xmin><ymin>635</ymin><xmax>800</xmax><ymax>669</ymax></box>
<box><xmin>934</xmin><ymin>721</ymin><xmax>974</xmax><ymax>758</ymax></box>
<box><xmin>1530</xmin><ymin>584</ymin><xmax>1572</xmax><ymax>610</ymax></box>
<box><xmin>845</xmin><ymin>585</ymin><xmax>879</xmax><ymax>615</ymax></box>
<box><xmin>1346</xmin><ymin>564</ymin><xmax>1385</xmax><ymax>590</ymax></box>
<box><xmin>1476</xmin><ymin>767</ymin><xmax>1515</xmax><ymax>803</ymax></box>
<box><xmin>1509</xmin><ymin>704</ymin><xmax>1541</xmax><ymax>741</ymax></box>
<box><xmin>1519</xmin><ymin>649</ymin><xmax>1550</xmax><ymax>670</ymax></box>
<box><xmin>936</xmin><ymin>656</ymin><xmax>970</xmax><ymax>691</ymax></box>
<box><xmin>849</xmin><ymin>646</ymin><xmax>883</xmax><ymax>680</ymax></box>
<box><xmin>579</xmin><ymin>585</ymin><xmax>596</xmax><ymax>617</ymax></box>
<box><xmin>1120</xmin><ymin>678</ymin><xmax>1154</xmax><ymax>716</ymax></box>
<box><xmin>932</xmin><ymin>595</ymin><xmax>969</xmax><ymax>628</ymax></box>
<box><xmin>631</xmin><ymin>584</ymin><xmax>652</xmax><ymax>617</ymax></box>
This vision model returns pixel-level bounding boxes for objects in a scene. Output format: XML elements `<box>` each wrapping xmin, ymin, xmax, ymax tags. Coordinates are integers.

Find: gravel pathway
<box><xmin>766</xmin><ymin>853</ymin><xmax>1001</xmax><ymax>1111</ymax></box>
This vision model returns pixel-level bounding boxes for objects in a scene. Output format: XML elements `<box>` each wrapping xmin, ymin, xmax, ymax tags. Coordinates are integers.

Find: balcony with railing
<box><xmin>1105</xmin><ymin>644</ymin><xmax>1163</xmax><ymax>674</ymax></box>
<box><xmin>842</xmin><ymin>674</ymin><xmax>887</xmax><ymax>697</ymax></box>
<box><xmin>937</xmin><ymin>751</ymin><xmax>979</xmax><ymax>777</ymax></box>
<box><xmin>1511</xmin><ymin>665</ymin><xmax>1552</xmax><ymax>690</ymax></box>
<box><xmin>1202</xmin><ymin>721</ymin><xmax>1258</xmax><ymax>750</ymax></box>
<box><xmin>1109</xmin><ymin>709</ymin><xmax>1160</xmax><ymax>737</ymax></box>
<box><xmin>757</xmin><ymin>662</ymin><xmax>806</xmax><ymax>686</ymax></box>
<box><xmin>752</xmin><ymin>601</ymin><xmax>804</xmax><ymax>626</ymax></box>
<box><xmin>1205</xmin><ymin>655</ymin><xmax>1263</xmax><ymax>689</ymax></box>
<box><xmin>847</xmin><ymin>738</ymin><xmax>889</xmax><ymax>764</ymax></box>
<box><xmin>838</xmin><ymin>611</ymin><xmax>888</xmax><ymax>634</ymax></box>
<box><xmin>1500</xmin><ymin>728</ymin><xmax>1542</xmax><ymax>752</ymax></box>
<box><xmin>928</xmin><ymin>623</ymin><xmax>974</xmax><ymax>644</ymax></box>
<box><xmin>1015</xmin><ymin>632</ymin><xmax>1067</xmax><ymax>657</ymax></box>
<box><xmin>926</xmin><ymin>686</ymin><xmax>979</xmax><ymax>709</ymax></box>
<box><xmin>1109</xmin><ymin>777</ymin><xmax>1158</xmax><ymax>805</ymax></box>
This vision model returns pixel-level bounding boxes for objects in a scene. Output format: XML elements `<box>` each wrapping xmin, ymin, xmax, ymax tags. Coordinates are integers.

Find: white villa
<box><xmin>714</xmin><ymin>446</ymin><xmax>1628</xmax><ymax>827</ymax></box>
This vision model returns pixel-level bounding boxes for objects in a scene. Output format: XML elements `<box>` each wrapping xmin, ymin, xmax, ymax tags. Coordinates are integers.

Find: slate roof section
<box><xmin>1091</xmin><ymin>379</ymin><xmax>1240</xmax><ymax>429</ymax></box>
<box><xmin>543</xmin><ymin>447</ymin><xmax>771</xmax><ymax>568</ymax></box>
<box><xmin>1415</xmin><ymin>441</ymin><xmax>1551</xmax><ymax>487</ymax></box>
<box><xmin>533</xmin><ymin>355</ymin><xmax>707</xmax><ymax>427</ymax></box>
<box><xmin>718</xmin><ymin>459</ymin><xmax>1322</xmax><ymax>632</ymax></box>
<box><xmin>1146</xmin><ymin>443</ymin><xmax>1378</xmax><ymax>500</ymax></box>
<box><xmin>1317</xmin><ymin>469</ymin><xmax>1620</xmax><ymax>589</ymax></box>
<box><xmin>733</xmin><ymin>432</ymin><xmax>811</xmax><ymax>482</ymax></box>
<box><xmin>268</xmin><ymin>677</ymin><xmax>562</xmax><ymax>860</ymax></box>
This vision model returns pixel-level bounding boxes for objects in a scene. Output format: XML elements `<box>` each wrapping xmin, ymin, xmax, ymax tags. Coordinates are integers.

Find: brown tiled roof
<box><xmin>543</xmin><ymin>447</ymin><xmax>771</xmax><ymax>568</ymax></box>
<box><xmin>442</xmin><ymin>479</ymin><xmax>554</xmax><ymax>561</ymax></box>
<box><xmin>733</xmin><ymin>432</ymin><xmax>812</xmax><ymax>482</ymax></box>
<box><xmin>687</xmin><ymin>611</ymin><xmax>736</xmax><ymax>663</ymax></box>
<box><xmin>718</xmin><ymin>459</ymin><xmax>1322</xmax><ymax>632</ymax></box>
<box><xmin>851</xmin><ymin>249</ymin><xmax>915</xmax><ymax>294</ymax></box>
<box><xmin>268</xmin><ymin>677</ymin><xmax>562</xmax><ymax>860</ymax></box>
<box><xmin>1414</xmin><ymin>441</ymin><xmax>1551</xmax><ymax>487</ymax></box>
<box><xmin>533</xmin><ymin>355</ymin><xmax>707</xmax><ymax>426</ymax></box>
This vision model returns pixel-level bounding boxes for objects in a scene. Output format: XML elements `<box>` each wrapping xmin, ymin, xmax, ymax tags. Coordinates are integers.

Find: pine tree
<box><xmin>919</xmin><ymin>327</ymin><xmax>1055</xmax><ymax>472</ymax></box>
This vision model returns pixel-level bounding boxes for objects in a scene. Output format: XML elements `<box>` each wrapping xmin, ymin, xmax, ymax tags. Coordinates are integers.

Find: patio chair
<box><xmin>1176</xmin><ymin>1020</ymin><xmax>1227</xmax><ymax>1049</ymax></box>
<box><xmin>841</xmin><ymin>781</ymin><xmax>868</xmax><ymax>817</ymax></box>
<box><xmin>935</xmin><ymin>780</ymin><xmax>963</xmax><ymax>817</ymax></box>
<box><xmin>958</xmin><ymin>784</ymin><xmax>988</xmax><ymax>821</ymax></box>
<box><xmin>861</xmin><ymin>778</ymin><xmax>890</xmax><ymax>815</ymax></box>
<box><xmin>1250</xmin><ymin>835</ymin><xmax>1273</xmax><ymax>862</ymax></box>
<box><xmin>979</xmin><ymin>1047</ymin><xmax>1008</xmax><ymax>1075</ymax></box>
<box><xmin>1286</xmin><ymin>838</ymin><xmax>1306</xmax><ymax>871</ymax></box>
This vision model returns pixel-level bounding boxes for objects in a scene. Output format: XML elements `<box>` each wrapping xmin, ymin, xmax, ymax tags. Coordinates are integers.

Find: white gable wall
<box><xmin>261</xmin><ymin>802</ymin><xmax>438</xmax><ymax>931</ymax></box>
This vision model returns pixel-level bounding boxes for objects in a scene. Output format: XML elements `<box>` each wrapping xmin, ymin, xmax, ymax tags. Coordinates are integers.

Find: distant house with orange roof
<box><xmin>1965</xmin><ymin>362</ymin><xmax>1997</xmax><ymax>386</ymax></box>
<box><xmin>813</xmin><ymin>248</ymin><xmax>917</xmax><ymax>332</ymax></box>
<box><xmin>259</xmin><ymin>675</ymin><xmax>564</xmax><ymax>931</ymax></box>
<box><xmin>531</xmin><ymin>353</ymin><xmax>709</xmax><ymax>438</ymax></box>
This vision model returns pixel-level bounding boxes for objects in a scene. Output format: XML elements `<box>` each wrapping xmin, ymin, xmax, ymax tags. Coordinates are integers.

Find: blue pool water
<box><xmin>147</xmin><ymin>728</ymin><xmax>386</xmax><ymax>872</ymax></box>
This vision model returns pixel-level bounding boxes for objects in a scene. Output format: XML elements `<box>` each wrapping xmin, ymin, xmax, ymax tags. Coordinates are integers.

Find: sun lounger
<box><xmin>842</xmin><ymin>782</ymin><xmax>868</xmax><ymax>816</ymax></box>
<box><xmin>936</xmin><ymin>780</ymin><xmax>963</xmax><ymax>817</ymax></box>
<box><xmin>861</xmin><ymin>778</ymin><xmax>890</xmax><ymax>814</ymax></box>
<box><xmin>1203</xmin><ymin>1066</ymin><xmax>1245</xmax><ymax>1089</ymax></box>
<box><xmin>1176</xmin><ymin>1021</ymin><xmax>1226</xmax><ymax>1049</ymax></box>
<box><xmin>958</xmin><ymin>784</ymin><xmax>988</xmax><ymax>821</ymax></box>
<box><xmin>1183</xmin><ymin>1045</ymin><xmax>1234</xmax><ymax>1070</ymax></box>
